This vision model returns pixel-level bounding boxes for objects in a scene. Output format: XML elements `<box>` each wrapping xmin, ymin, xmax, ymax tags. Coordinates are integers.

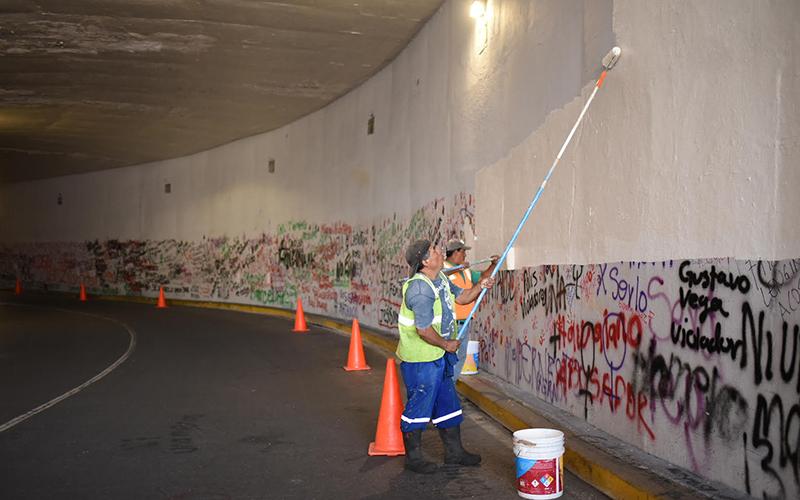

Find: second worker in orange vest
<box><xmin>443</xmin><ymin>238</ymin><xmax>499</xmax><ymax>382</ymax></box>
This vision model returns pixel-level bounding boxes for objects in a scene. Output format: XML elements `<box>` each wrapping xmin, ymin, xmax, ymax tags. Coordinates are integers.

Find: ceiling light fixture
<box><xmin>470</xmin><ymin>0</ymin><xmax>486</xmax><ymax>19</ymax></box>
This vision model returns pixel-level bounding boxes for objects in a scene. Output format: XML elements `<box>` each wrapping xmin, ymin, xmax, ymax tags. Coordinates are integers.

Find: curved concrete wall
<box><xmin>0</xmin><ymin>0</ymin><xmax>611</xmax><ymax>243</ymax></box>
<box><xmin>1</xmin><ymin>1</ymin><xmax>798</xmax><ymax>498</ymax></box>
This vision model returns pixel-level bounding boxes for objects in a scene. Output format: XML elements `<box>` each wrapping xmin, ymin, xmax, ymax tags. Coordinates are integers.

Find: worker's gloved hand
<box><xmin>479</xmin><ymin>277</ymin><xmax>496</xmax><ymax>290</ymax></box>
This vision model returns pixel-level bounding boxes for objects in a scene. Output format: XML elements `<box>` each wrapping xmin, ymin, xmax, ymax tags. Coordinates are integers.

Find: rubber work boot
<box><xmin>402</xmin><ymin>430</ymin><xmax>437</xmax><ymax>474</ymax></box>
<box><xmin>438</xmin><ymin>425</ymin><xmax>481</xmax><ymax>466</ymax></box>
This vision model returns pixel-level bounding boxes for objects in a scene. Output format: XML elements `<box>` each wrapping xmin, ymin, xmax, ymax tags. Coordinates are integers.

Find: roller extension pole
<box><xmin>455</xmin><ymin>47</ymin><xmax>621</xmax><ymax>341</ymax></box>
<box><xmin>397</xmin><ymin>257</ymin><xmax>495</xmax><ymax>284</ymax></box>
<box><xmin>444</xmin><ymin>258</ymin><xmax>494</xmax><ymax>275</ymax></box>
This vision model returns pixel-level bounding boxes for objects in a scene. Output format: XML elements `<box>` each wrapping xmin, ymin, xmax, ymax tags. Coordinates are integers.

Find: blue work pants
<box><xmin>399</xmin><ymin>356</ymin><xmax>463</xmax><ymax>432</ymax></box>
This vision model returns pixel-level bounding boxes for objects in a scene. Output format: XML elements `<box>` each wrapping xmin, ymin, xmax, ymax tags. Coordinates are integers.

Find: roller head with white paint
<box><xmin>602</xmin><ymin>46</ymin><xmax>621</xmax><ymax>70</ymax></box>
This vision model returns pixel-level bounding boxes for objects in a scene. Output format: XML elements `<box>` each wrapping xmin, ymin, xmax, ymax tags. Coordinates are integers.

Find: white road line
<box><xmin>0</xmin><ymin>303</ymin><xmax>138</xmax><ymax>433</ymax></box>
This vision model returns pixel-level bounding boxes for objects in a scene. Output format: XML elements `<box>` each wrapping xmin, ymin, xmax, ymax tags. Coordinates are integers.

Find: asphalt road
<box><xmin>0</xmin><ymin>294</ymin><xmax>608</xmax><ymax>499</ymax></box>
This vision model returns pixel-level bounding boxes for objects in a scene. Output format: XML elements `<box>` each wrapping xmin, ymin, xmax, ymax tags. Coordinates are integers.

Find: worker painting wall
<box><xmin>0</xmin><ymin>1</ymin><xmax>797</xmax><ymax>498</ymax></box>
<box><xmin>475</xmin><ymin>1</ymin><xmax>799</xmax><ymax>264</ymax></box>
<box><xmin>470</xmin><ymin>1</ymin><xmax>799</xmax><ymax>498</ymax></box>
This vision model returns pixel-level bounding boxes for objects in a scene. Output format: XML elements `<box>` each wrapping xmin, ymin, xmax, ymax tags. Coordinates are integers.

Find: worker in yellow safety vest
<box><xmin>397</xmin><ymin>239</ymin><xmax>495</xmax><ymax>473</ymax></box>
<box><xmin>443</xmin><ymin>238</ymin><xmax>499</xmax><ymax>382</ymax></box>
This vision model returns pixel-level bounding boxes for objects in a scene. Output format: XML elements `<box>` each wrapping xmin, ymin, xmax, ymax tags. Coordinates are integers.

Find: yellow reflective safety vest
<box><xmin>396</xmin><ymin>271</ymin><xmax>456</xmax><ymax>362</ymax></box>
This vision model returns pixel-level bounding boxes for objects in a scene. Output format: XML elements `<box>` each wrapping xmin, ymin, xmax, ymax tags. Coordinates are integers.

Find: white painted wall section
<box><xmin>476</xmin><ymin>0</ymin><xmax>800</xmax><ymax>265</ymax></box>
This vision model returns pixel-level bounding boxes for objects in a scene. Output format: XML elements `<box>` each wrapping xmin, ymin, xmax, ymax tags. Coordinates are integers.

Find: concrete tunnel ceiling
<box><xmin>0</xmin><ymin>0</ymin><xmax>445</xmax><ymax>182</ymax></box>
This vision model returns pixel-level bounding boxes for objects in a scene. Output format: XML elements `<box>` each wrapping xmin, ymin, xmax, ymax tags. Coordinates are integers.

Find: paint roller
<box><xmin>397</xmin><ymin>257</ymin><xmax>496</xmax><ymax>283</ymax></box>
<box><xmin>455</xmin><ymin>46</ymin><xmax>622</xmax><ymax>341</ymax></box>
<box><xmin>443</xmin><ymin>257</ymin><xmax>495</xmax><ymax>275</ymax></box>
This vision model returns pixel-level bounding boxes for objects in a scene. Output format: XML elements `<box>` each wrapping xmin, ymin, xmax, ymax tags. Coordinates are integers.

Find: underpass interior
<box><xmin>1</xmin><ymin>1</ymin><xmax>799</xmax><ymax>499</ymax></box>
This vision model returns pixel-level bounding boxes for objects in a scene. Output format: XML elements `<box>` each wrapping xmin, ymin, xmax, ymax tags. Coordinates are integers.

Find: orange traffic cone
<box><xmin>368</xmin><ymin>359</ymin><xmax>405</xmax><ymax>456</ymax></box>
<box><xmin>156</xmin><ymin>287</ymin><xmax>168</xmax><ymax>309</ymax></box>
<box><xmin>14</xmin><ymin>278</ymin><xmax>22</xmax><ymax>295</ymax></box>
<box><xmin>344</xmin><ymin>319</ymin><xmax>371</xmax><ymax>371</ymax></box>
<box><xmin>79</xmin><ymin>283</ymin><xmax>88</xmax><ymax>302</ymax></box>
<box><xmin>292</xmin><ymin>297</ymin><xmax>309</xmax><ymax>332</ymax></box>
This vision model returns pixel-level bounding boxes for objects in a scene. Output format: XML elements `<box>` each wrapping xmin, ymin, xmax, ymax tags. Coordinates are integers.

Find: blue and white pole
<box><xmin>456</xmin><ymin>47</ymin><xmax>622</xmax><ymax>341</ymax></box>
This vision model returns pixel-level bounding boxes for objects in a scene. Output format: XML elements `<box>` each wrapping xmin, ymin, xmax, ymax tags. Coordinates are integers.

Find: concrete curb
<box><xmin>2</xmin><ymin>291</ymin><xmax>731</xmax><ymax>499</ymax></box>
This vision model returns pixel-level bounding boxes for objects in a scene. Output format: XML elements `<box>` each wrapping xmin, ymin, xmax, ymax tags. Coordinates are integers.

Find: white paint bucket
<box><xmin>513</xmin><ymin>428</ymin><xmax>565</xmax><ymax>499</ymax></box>
<box><xmin>460</xmin><ymin>340</ymin><xmax>480</xmax><ymax>375</ymax></box>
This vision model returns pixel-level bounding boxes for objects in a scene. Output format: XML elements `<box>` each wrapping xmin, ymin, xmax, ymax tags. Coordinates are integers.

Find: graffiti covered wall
<box><xmin>471</xmin><ymin>258</ymin><xmax>800</xmax><ymax>499</ymax></box>
<box><xmin>1</xmin><ymin>201</ymin><xmax>797</xmax><ymax>498</ymax></box>
<box><xmin>0</xmin><ymin>194</ymin><xmax>475</xmax><ymax>329</ymax></box>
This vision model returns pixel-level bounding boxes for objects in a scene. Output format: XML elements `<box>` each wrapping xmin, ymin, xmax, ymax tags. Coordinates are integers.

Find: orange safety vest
<box><xmin>445</xmin><ymin>261</ymin><xmax>474</xmax><ymax>320</ymax></box>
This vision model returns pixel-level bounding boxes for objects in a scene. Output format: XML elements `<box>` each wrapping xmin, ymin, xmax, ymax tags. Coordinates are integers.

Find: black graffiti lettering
<box><xmin>380</xmin><ymin>307</ymin><xmax>397</xmax><ymax>327</ymax></box>
<box><xmin>571</xmin><ymin>265</ymin><xmax>583</xmax><ymax>300</ymax></box>
<box><xmin>684</xmin><ymin>366</ymin><xmax>709</xmax><ymax>434</ymax></box>
<box><xmin>679</xmin><ymin>260</ymin><xmax>751</xmax><ymax>293</ymax></box>
<box><xmin>743</xmin><ymin>432</ymin><xmax>752</xmax><ymax>495</ymax></box>
<box><xmin>779</xmin><ymin>322</ymin><xmax>799</xmax><ymax>390</ymax></box>
<box><xmin>521</xmin><ymin>269</ymin><xmax>567</xmax><ymax>318</ymax></box>
<box><xmin>428</xmin><ymin>217</ymin><xmax>443</xmax><ymax>244</ymax></box>
<box><xmin>550</xmin><ymin>321</ymin><xmax>561</xmax><ymax>358</ymax></box>
<box><xmin>743</xmin><ymin>302</ymin><xmax>774</xmax><ymax>385</ymax></box>
<box><xmin>513</xmin><ymin>339</ymin><xmax>532</xmax><ymax>387</ymax></box>
<box><xmin>678</xmin><ymin>286</ymin><xmax>729</xmax><ymax>323</ymax></box>
<box><xmin>334</xmin><ymin>251</ymin><xmax>360</xmax><ymax>281</ymax></box>
<box><xmin>704</xmin><ymin>367</ymin><xmax>749</xmax><ymax>441</ymax></box>
<box><xmin>522</xmin><ymin>268</ymin><xmax>538</xmax><ymax>294</ymax></box>
<box><xmin>634</xmin><ymin>340</ymin><xmax>686</xmax><ymax>420</ymax></box>
<box><xmin>789</xmin><ymin>405</ymin><xmax>800</xmax><ymax>488</ymax></box>
<box><xmin>758</xmin><ymin>259</ymin><xmax>800</xmax><ymax>293</ymax></box>
<box><xmin>578</xmin><ymin>325</ymin><xmax>597</xmax><ymax>421</ymax></box>
<box><xmin>634</xmin><ymin>339</ymin><xmax>748</xmax><ymax>445</ymax></box>
<box><xmin>670</xmin><ymin>319</ymin><xmax>744</xmax><ymax>359</ymax></box>
<box><xmin>487</xmin><ymin>270</ymin><xmax>515</xmax><ymax>304</ymax></box>
<box><xmin>597</xmin><ymin>263</ymin><xmax>608</xmax><ymax>296</ymax></box>
<box><xmin>278</xmin><ymin>238</ymin><xmax>315</xmax><ymax>269</ymax></box>
<box><xmin>750</xmin><ymin>394</ymin><xmax>800</xmax><ymax>500</ymax></box>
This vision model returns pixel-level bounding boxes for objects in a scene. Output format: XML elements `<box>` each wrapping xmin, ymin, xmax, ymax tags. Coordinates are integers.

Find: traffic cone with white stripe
<box><xmin>156</xmin><ymin>287</ymin><xmax>168</xmax><ymax>309</ymax></box>
<box><xmin>79</xmin><ymin>283</ymin><xmax>88</xmax><ymax>302</ymax></box>
<box><xmin>368</xmin><ymin>359</ymin><xmax>405</xmax><ymax>456</ymax></box>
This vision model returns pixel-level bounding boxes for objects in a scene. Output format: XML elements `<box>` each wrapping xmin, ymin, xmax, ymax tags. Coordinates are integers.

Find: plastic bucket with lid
<box><xmin>513</xmin><ymin>428</ymin><xmax>565</xmax><ymax>499</ymax></box>
<box><xmin>460</xmin><ymin>340</ymin><xmax>480</xmax><ymax>375</ymax></box>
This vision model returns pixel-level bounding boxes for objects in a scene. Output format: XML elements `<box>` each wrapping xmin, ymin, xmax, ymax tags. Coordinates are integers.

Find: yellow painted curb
<box><xmin>563</xmin><ymin>448</ymin><xmax>654</xmax><ymax>500</ymax></box>
<box><xmin>455</xmin><ymin>381</ymin><xmax>529</xmax><ymax>431</ymax></box>
<box><xmin>98</xmin><ymin>294</ymin><xmax>295</xmax><ymax>320</ymax></box>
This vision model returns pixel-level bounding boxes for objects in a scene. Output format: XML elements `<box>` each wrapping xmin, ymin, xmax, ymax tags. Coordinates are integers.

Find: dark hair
<box><xmin>414</xmin><ymin>248</ymin><xmax>431</xmax><ymax>274</ymax></box>
<box><xmin>405</xmin><ymin>239</ymin><xmax>431</xmax><ymax>276</ymax></box>
<box><xmin>446</xmin><ymin>249</ymin><xmax>456</xmax><ymax>259</ymax></box>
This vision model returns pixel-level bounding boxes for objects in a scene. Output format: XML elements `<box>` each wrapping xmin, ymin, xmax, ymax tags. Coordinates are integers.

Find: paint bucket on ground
<box><xmin>460</xmin><ymin>340</ymin><xmax>480</xmax><ymax>375</ymax></box>
<box><xmin>513</xmin><ymin>428</ymin><xmax>565</xmax><ymax>499</ymax></box>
